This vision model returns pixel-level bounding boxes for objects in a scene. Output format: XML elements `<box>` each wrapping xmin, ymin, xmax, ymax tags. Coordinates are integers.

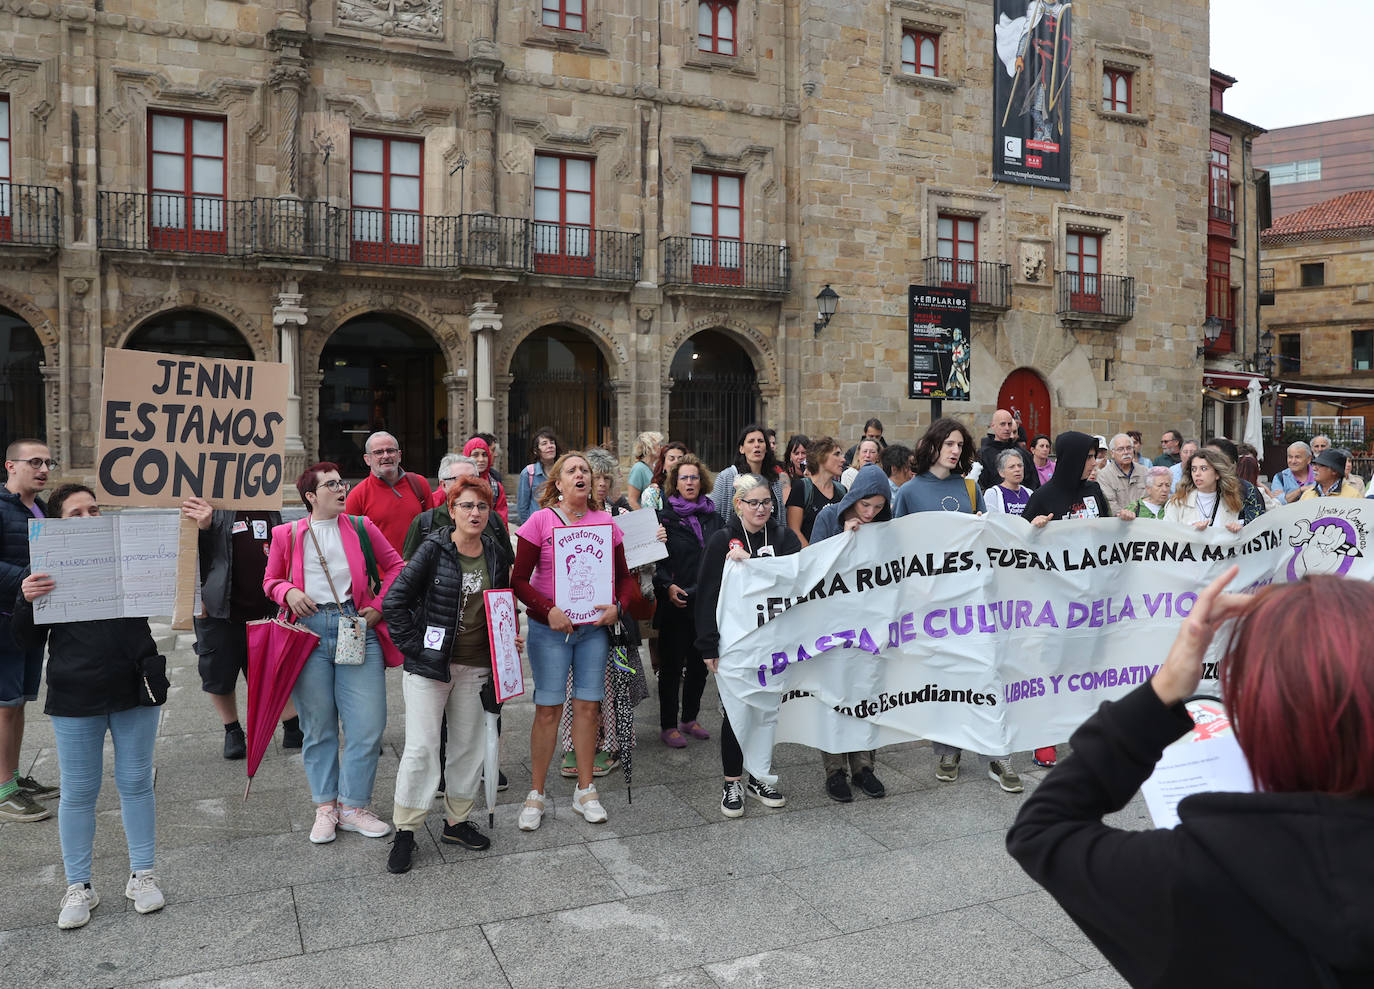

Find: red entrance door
<box><xmin>997</xmin><ymin>368</ymin><xmax>1051</xmax><ymax>440</ymax></box>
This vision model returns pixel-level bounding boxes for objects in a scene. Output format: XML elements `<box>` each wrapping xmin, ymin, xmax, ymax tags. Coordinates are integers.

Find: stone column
<box><xmin>268</xmin><ymin>56</ymin><xmax>309</xmax><ymax>198</ymax></box>
<box><xmin>466</xmin><ymin>77</ymin><xmax>501</xmax><ymax>216</ymax></box>
<box><xmin>301</xmin><ymin>369</ymin><xmax>324</xmax><ymax>464</ymax></box>
<box><xmin>442</xmin><ymin>371</ymin><xmax>468</xmax><ymax>452</ymax></box>
<box><xmin>273</xmin><ymin>280</ymin><xmax>309</xmax><ymax>480</ymax></box>
<box><xmin>468</xmin><ymin>299</ymin><xmax>502</xmax><ymax>434</ymax></box>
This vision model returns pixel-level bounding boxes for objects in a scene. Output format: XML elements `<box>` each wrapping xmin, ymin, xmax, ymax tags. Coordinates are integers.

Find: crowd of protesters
<box><xmin>4</xmin><ymin>408</ymin><xmax>1373</xmax><ymax>930</ymax></box>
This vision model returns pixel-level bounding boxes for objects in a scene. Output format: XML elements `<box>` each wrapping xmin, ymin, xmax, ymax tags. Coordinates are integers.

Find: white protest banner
<box><xmin>553</xmin><ymin>524</ymin><xmax>614</xmax><ymax>624</ymax></box>
<box><xmin>97</xmin><ymin>349</ymin><xmax>289</xmax><ymax>510</ymax></box>
<box><xmin>28</xmin><ymin>510</ymin><xmax>188</xmax><ymax>624</ymax></box>
<box><xmin>615</xmin><ymin>507</ymin><xmax>668</xmax><ymax>569</ymax></box>
<box><xmin>485</xmin><ymin>588</ymin><xmax>525</xmax><ymax>702</ymax></box>
<box><xmin>715</xmin><ymin>501</ymin><xmax>1372</xmax><ymax>784</ymax></box>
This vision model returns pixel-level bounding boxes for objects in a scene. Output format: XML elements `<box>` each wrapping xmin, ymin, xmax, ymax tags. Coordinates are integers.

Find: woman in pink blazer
<box><xmin>264</xmin><ymin>462</ymin><xmax>404</xmax><ymax>845</ymax></box>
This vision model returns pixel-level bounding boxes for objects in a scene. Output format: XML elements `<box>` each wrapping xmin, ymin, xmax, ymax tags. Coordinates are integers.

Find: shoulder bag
<box><xmin>306</xmin><ymin>520</ymin><xmax>367</xmax><ymax>666</ymax></box>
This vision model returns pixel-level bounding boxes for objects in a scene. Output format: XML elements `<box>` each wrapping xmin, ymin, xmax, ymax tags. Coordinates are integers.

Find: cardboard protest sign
<box><xmin>552</xmin><ymin>524</ymin><xmax>614</xmax><ymax>625</ymax></box>
<box><xmin>485</xmin><ymin>589</ymin><xmax>524</xmax><ymax>702</ymax></box>
<box><xmin>97</xmin><ymin>349</ymin><xmax>289</xmax><ymax>510</ymax></box>
<box><xmin>713</xmin><ymin>501</ymin><xmax>1372</xmax><ymax>784</ymax></box>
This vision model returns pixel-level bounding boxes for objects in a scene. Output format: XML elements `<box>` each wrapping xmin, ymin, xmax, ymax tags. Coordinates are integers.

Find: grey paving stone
<box><xmin>1034</xmin><ymin>968</ymin><xmax>1132</xmax><ymax>989</ymax></box>
<box><xmin>293</xmin><ymin>842</ymin><xmax>625</xmax><ymax>951</ymax></box>
<box><xmin>0</xmin><ymin>887</ymin><xmax>301</xmax><ymax>985</ymax></box>
<box><xmin>604</xmin><ymin>966</ymin><xmax>721</xmax><ymax>988</ymax></box>
<box><xmin>586</xmin><ymin>805</ymin><xmax>887</xmax><ymax>896</ymax></box>
<box><xmin>990</xmin><ymin>888</ymin><xmax>1115</xmax><ymax>970</ymax></box>
<box><xmin>483</xmin><ymin>874</ymin><xmax>838</xmax><ymax>989</ymax></box>
<box><xmin>701</xmin><ymin>903</ymin><xmax>1086</xmax><ymax>988</ymax></box>
<box><xmin>838</xmin><ymin>771</ymin><xmax>1032</xmax><ymax>850</ymax></box>
<box><xmin>135</xmin><ymin>926</ymin><xmax>511</xmax><ymax>989</ymax></box>
<box><xmin>777</xmin><ymin>830</ymin><xmax>1040</xmax><ymax>933</ymax></box>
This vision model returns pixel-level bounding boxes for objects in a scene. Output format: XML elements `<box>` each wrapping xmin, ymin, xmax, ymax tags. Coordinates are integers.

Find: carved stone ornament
<box><xmin>336</xmin><ymin>0</ymin><xmax>443</xmax><ymax>39</ymax></box>
<box><xmin>1020</xmin><ymin>242</ymin><xmax>1047</xmax><ymax>283</ymax></box>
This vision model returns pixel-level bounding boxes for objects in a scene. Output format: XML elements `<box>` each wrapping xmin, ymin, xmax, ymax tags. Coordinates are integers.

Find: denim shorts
<box><xmin>526</xmin><ymin>619</ymin><xmax>609</xmax><ymax>707</ymax></box>
<box><xmin>0</xmin><ymin>617</ymin><xmax>43</xmax><ymax>706</ymax></box>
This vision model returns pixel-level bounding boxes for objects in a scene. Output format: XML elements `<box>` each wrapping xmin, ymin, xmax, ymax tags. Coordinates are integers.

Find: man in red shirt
<box><xmin>344</xmin><ymin>431</ymin><xmax>431</xmax><ymax>554</ymax></box>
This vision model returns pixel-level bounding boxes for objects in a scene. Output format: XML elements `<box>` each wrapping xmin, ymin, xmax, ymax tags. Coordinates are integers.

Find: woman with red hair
<box><xmin>1008</xmin><ymin>566</ymin><xmax>1374</xmax><ymax>986</ymax></box>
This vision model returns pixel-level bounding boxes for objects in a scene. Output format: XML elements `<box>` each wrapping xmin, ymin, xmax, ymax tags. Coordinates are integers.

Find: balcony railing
<box><xmin>1259</xmin><ymin>266</ymin><xmax>1275</xmax><ymax>305</ymax></box>
<box><xmin>0</xmin><ymin>183</ymin><xmax>61</xmax><ymax>248</ymax></box>
<box><xmin>1209</xmin><ymin>204</ymin><xmax>1234</xmax><ymax>225</ymax></box>
<box><xmin>922</xmin><ymin>258</ymin><xmax>1011</xmax><ymax>309</ymax></box>
<box><xmin>96</xmin><ymin>191</ymin><xmax>638</xmax><ymax>279</ymax></box>
<box><xmin>662</xmin><ymin>236</ymin><xmax>790</xmax><ymax>294</ymax></box>
<box><xmin>1054</xmin><ymin>271</ymin><xmax>1135</xmax><ymax>321</ymax></box>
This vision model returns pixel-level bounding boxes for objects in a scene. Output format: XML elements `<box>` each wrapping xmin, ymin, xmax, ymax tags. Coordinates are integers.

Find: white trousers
<box><xmin>393</xmin><ymin>664</ymin><xmax>488</xmax><ymax>830</ymax></box>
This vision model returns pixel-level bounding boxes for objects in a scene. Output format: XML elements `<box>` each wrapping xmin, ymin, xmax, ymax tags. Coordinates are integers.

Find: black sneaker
<box><xmin>720</xmin><ymin>779</ymin><xmax>745</xmax><ymax>818</ymax></box>
<box><xmin>281</xmin><ymin>723</ymin><xmax>304</xmax><ymax>749</ymax></box>
<box><xmin>442</xmin><ymin>820</ymin><xmax>491</xmax><ymax>850</ymax></box>
<box><xmin>223</xmin><ymin>724</ymin><xmax>247</xmax><ymax>760</ymax></box>
<box><xmin>854</xmin><ymin>766</ymin><xmax>886</xmax><ymax>799</ymax></box>
<box><xmin>745</xmin><ymin>775</ymin><xmax>787</xmax><ymax>808</ymax></box>
<box><xmin>387</xmin><ymin>829</ymin><xmax>416</xmax><ymax>874</ymax></box>
<box><xmin>825</xmin><ymin>769</ymin><xmax>853</xmax><ymax>803</ymax></box>
<box><xmin>497</xmin><ymin>770</ymin><xmax>509</xmax><ymax>792</ymax></box>
<box><xmin>15</xmin><ymin>775</ymin><xmax>58</xmax><ymax>800</ymax></box>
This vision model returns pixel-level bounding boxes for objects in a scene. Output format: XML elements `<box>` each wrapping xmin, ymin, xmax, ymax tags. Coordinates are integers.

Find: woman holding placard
<box><xmin>1008</xmin><ymin>566</ymin><xmax>1374</xmax><ymax>987</ymax></box>
<box><xmin>15</xmin><ymin>484</ymin><xmax>170</xmax><ymax>930</ymax></box>
<box><xmin>696</xmin><ymin>473</ymin><xmax>800</xmax><ymax>818</ymax></box>
<box><xmin>382</xmin><ymin>475</ymin><xmax>518</xmax><ymax>873</ymax></box>
<box><xmin>512</xmin><ymin>452</ymin><xmax>639</xmax><ymax>830</ymax></box>
<box><xmin>263</xmin><ymin>463</ymin><xmax>404</xmax><ymax>846</ymax></box>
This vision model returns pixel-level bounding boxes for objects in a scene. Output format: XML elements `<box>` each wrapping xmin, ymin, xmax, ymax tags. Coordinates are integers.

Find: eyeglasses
<box><xmin>740</xmin><ymin>497</ymin><xmax>773</xmax><ymax>510</ymax></box>
<box><xmin>13</xmin><ymin>458</ymin><xmax>58</xmax><ymax>470</ymax></box>
<box><xmin>317</xmin><ymin>480</ymin><xmax>349</xmax><ymax>491</ymax></box>
<box><xmin>439</xmin><ymin>475</ymin><xmax>457</xmax><ymax>484</ymax></box>
<box><xmin>367</xmin><ymin>447</ymin><xmax>400</xmax><ymax>458</ymax></box>
<box><xmin>454</xmin><ymin>501</ymin><xmax>490</xmax><ymax>514</ymax></box>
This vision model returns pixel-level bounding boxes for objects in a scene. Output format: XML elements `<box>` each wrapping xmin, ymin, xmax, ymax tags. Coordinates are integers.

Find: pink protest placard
<box><xmin>484</xmin><ymin>588</ymin><xmax>524</xmax><ymax>703</ymax></box>
<box><xmin>551</xmin><ymin>524</ymin><xmax>614</xmax><ymax>625</ymax></box>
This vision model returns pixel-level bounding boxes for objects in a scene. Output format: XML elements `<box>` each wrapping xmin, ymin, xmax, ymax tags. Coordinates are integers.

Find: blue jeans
<box><xmin>526</xmin><ymin>620</ymin><xmax>609</xmax><ymax>706</ymax></box>
<box><xmin>51</xmin><ymin>705</ymin><xmax>160</xmax><ymax>884</ymax></box>
<box><xmin>293</xmin><ymin>604</ymin><xmax>387</xmax><ymax>807</ymax></box>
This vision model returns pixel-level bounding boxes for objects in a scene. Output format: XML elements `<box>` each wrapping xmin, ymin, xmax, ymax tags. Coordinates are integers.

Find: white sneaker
<box><xmin>571</xmin><ymin>783</ymin><xmax>608</xmax><ymax>823</ymax></box>
<box><xmin>517</xmin><ymin>790</ymin><xmax>545</xmax><ymax>831</ymax></box>
<box><xmin>58</xmin><ymin>883</ymin><xmax>98</xmax><ymax>929</ymax></box>
<box><xmin>125</xmin><ymin>870</ymin><xmax>165</xmax><ymax>914</ymax></box>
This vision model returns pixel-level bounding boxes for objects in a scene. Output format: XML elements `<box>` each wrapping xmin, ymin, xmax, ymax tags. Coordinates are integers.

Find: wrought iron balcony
<box><xmin>0</xmin><ymin>183</ymin><xmax>61</xmax><ymax>248</ymax></box>
<box><xmin>1054</xmin><ymin>271</ymin><xmax>1135</xmax><ymax>323</ymax></box>
<box><xmin>531</xmin><ymin>223</ymin><xmax>641</xmax><ymax>281</ymax></box>
<box><xmin>921</xmin><ymin>258</ymin><xmax>1011</xmax><ymax>310</ymax></box>
<box><xmin>1209</xmin><ymin>204</ymin><xmax>1234</xmax><ymax>225</ymax></box>
<box><xmin>661</xmin><ymin>237</ymin><xmax>790</xmax><ymax>294</ymax></box>
<box><xmin>1259</xmin><ymin>266</ymin><xmax>1275</xmax><ymax>305</ymax></box>
<box><xmin>98</xmin><ymin>191</ymin><xmax>257</xmax><ymax>255</ymax></box>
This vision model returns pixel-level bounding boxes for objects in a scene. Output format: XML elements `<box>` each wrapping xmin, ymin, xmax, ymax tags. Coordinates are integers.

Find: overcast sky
<box><xmin>1210</xmin><ymin>0</ymin><xmax>1374</xmax><ymax>130</ymax></box>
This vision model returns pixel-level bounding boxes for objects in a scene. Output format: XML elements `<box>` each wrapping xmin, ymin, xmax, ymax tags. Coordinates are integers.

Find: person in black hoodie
<box><xmin>15</xmin><ymin>484</ymin><xmax>170</xmax><ymax>929</ymax></box>
<box><xmin>382</xmin><ymin>474</ymin><xmax>515</xmax><ymax>872</ymax></box>
<box><xmin>809</xmin><ymin>464</ymin><xmax>892</xmax><ymax>802</ymax></box>
<box><xmin>1022</xmin><ymin>430</ymin><xmax>1110</xmax><ymax>523</ymax></box>
<box><xmin>653</xmin><ymin>453</ymin><xmax>723</xmax><ymax>748</ymax></box>
<box><xmin>696</xmin><ymin>472</ymin><xmax>802</xmax><ymax>819</ymax></box>
<box><xmin>1007</xmin><ymin>565</ymin><xmax>1374</xmax><ymax>988</ymax></box>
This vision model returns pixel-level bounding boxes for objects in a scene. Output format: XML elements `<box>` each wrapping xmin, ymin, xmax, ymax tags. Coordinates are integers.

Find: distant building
<box><xmin>1252</xmin><ymin>115</ymin><xmax>1374</xmax><ymax>219</ymax></box>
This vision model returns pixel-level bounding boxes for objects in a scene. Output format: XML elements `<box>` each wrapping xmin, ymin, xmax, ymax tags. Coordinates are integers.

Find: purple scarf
<box><xmin>668</xmin><ymin>494</ymin><xmax>716</xmax><ymax>545</ymax></box>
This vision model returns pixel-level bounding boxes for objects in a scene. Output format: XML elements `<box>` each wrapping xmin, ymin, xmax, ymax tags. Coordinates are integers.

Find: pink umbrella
<box><xmin>244</xmin><ymin>616</ymin><xmax>320</xmax><ymax>797</ymax></box>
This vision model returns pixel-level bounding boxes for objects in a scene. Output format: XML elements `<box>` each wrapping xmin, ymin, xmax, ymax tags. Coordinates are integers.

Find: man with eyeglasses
<box><xmin>345</xmin><ymin>431</ymin><xmax>432</xmax><ymax>555</ymax></box>
<box><xmin>1097</xmin><ymin>433</ymin><xmax>1149</xmax><ymax>515</ymax></box>
<box><xmin>402</xmin><ymin>455</ymin><xmax>511</xmax><ymax>562</ymax></box>
<box><xmin>0</xmin><ymin>439</ymin><xmax>59</xmax><ymax>821</ymax></box>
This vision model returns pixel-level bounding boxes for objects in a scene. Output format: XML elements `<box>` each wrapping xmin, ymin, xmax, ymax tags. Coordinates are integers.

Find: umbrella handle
<box><xmin>244</xmin><ymin>777</ymin><xmax>253</xmax><ymax>801</ymax></box>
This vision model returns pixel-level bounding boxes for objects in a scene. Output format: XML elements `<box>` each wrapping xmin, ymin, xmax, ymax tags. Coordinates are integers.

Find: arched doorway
<box><xmin>668</xmin><ymin>330</ymin><xmax>759</xmax><ymax>470</ymax></box>
<box><xmin>0</xmin><ymin>308</ymin><xmax>46</xmax><ymax>442</ymax></box>
<box><xmin>508</xmin><ymin>325</ymin><xmax>615</xmax><ymax>461</ymax></box>
<box><xmin>997</xmin><ymin>367</ymin><xmax>1051</xmax><ymax>440</ymax></box>
<box><xmin>319</xmin><ymin>314</ymin><xmax>445</xmax><ymax>478</ymax></box>
<box><xmin>126</xmin><ymin>309</ymin><xmax>254</xmax><ymax>361</ymax></box>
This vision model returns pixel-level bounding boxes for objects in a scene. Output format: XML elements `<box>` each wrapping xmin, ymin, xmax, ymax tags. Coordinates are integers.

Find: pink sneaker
<box><xmin>338</xmin><ymin>805</ymin><xmax>391</xmax><ymax>838</ymax></box>
<box><xmin>680</xmin><ymin>721</ymin><xmax>711</xmax><ymax>740</ymax></box>
<box><xmin>310</xmin><ymin>803</ymin><xmax>338</xmax><ymax>844</ymax></box>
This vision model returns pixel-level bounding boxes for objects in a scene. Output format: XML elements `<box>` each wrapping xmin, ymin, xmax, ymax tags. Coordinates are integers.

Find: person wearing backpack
<box><xmin>344</xmin><ymin>431</ymin><xmax>432</xmax><ymax>555</ymax></box>
<box><xmin>784</xmin><ymin>436</ymin><xmax>846</xmax><ymax>547</ymax></box>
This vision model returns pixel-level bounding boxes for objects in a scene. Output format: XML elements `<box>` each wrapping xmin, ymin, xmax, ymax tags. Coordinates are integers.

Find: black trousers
<box><xmin>656</xmin><ymin>607</ymin><xmax>708</xmax><ymax>730</ymax></box>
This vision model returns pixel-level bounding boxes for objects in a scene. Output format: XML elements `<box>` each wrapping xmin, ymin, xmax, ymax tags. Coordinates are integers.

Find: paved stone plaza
<box><xmin>1</xmin><ymin>624</ymin><xmax>1138</xmax><ymax>988</ymax></box>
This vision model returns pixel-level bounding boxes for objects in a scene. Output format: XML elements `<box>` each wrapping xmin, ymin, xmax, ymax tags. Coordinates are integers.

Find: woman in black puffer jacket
<box><xmin>381</xmin><ymin>476</ymin><xmax>516</xmax><ymax>873</ymax></box>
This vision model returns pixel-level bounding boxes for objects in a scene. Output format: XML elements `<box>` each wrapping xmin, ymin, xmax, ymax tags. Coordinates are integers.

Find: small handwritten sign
<box><xmin>552</xmin><ymin>524</ymin><xmax>614</xmax><ymax>625</ymax></box>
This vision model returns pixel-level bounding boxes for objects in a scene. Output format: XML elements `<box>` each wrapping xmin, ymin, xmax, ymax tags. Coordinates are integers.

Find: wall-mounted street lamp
<box><xmin>1197</xmin><ymin>314</ymin><xmax>1223</xmax><ymax>357</ymax></box>
<box><xmin>813</xmin><ymin>284</ymin><xmax>840</xmax><ymax>336</ymax></box>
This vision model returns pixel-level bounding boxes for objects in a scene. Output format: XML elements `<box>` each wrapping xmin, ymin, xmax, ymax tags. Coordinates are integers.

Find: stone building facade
<box><xmin>1</xmin><ymin>0</ymin><xmax>1213</xmax><ymax>490</ymax></box>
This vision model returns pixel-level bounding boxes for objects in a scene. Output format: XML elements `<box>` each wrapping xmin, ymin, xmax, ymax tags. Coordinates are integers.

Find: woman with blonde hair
<box><xmin>1163</xmin><ymin>449</ymin><xmax>1245</xmax><ymax>533</ymax></box>
<box><xmin>627</xmin><ymin>431</ymin><xmax>664</xmax><ymax>510</ymax></box>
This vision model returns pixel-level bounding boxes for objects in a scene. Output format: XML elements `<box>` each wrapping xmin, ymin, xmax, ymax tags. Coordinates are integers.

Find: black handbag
<box><xmin>135</xmin><ymin>653</ymin><xmax>170</xmax><ymax>706</ymax></box>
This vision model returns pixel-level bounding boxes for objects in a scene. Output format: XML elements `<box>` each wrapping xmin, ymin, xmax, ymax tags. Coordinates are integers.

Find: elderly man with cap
<box><xmin>1271</xmin><ymin>442</ymin><xmax>1317</xmax><ymax>504</ymax></box>
<box><xmin>1299</xmin><ymin>449</ymin><xmax>1363</xmax><ymax>499</ymax></box>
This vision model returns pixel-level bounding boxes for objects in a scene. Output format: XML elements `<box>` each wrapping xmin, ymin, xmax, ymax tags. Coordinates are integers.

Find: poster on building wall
<box><xmin>992</xmin><ymin>0</ymin><xmax>1073</xmax><ymax>190</ymax></box>
<box><xmin>96</xmin><ymin>349</ymin><xmax>289</xmax><ymax>510</ymax></box>
<box><xmin>908</xmin><ymin>286</ymin><xmax>971</xmax><ymax>401</ymax></box>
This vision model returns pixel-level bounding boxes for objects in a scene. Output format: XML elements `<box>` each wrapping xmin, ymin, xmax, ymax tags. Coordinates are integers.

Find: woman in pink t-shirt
<box><xmin>511</xmin><ymin>453</ymin><xmax>638</xmax><ymax>831</ymax></box>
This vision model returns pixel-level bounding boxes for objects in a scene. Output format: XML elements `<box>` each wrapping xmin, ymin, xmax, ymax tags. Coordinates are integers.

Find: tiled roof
<box><xmin>1262</xmin><ymin>189</ymin><xmax>1374</xmax><ymax>244</ymax></box>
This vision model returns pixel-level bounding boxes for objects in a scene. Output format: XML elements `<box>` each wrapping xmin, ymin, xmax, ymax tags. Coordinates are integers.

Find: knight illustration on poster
<box><xmin>993</xmin><ymin>0</ymin><xmax>1073</xmax><ymax>189</ymax></box>
<box><xmin>945</xmin><ymin>329</ymin><xmax>971</xmax><ymax>400</ymax></box>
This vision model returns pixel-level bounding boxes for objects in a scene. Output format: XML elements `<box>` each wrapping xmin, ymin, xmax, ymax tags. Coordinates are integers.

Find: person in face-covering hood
<box><xmin>1023</xmin><ymin>431</ymin><xmax>1110</xmax><ymax>522</ymax></box>
<box><xmin>810</xmin><ymin>464</ymin><xmax>893</xmax><ymax>543</ymax></box>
